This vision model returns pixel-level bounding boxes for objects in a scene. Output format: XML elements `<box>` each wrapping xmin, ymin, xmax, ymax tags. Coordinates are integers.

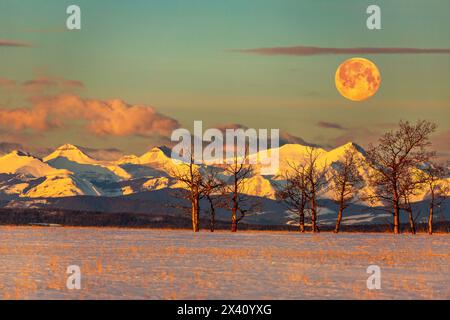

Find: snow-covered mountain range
<box><xmin>0</xmin><ymin>143</ymin><xmax>448</xmax><ymax>226</ymax></box>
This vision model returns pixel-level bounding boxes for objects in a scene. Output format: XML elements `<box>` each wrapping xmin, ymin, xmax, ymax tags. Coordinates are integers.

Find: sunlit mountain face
<box><xmin>0</xmin><ymin>142</ymin><xmax>448</xmax><ymax>227</ymax></box>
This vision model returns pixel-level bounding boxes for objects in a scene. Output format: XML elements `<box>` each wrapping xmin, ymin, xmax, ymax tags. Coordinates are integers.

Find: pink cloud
<box><xmin>317</xmin><ymin>121</ymin><xmax>347</xmax><ymax>130</ymax></box>
<box><xmin>234</xmin><ymin>46</ymin><xmax>450</xmax><ymax>56</ymax></box>
<box><xmin>22</xmin><ymin>75</ymin><xmax>84</xmax><ymax>94</ymax></box>
<box><xmin>0</xmin><ymin>107</ymin><xmax>52</xmax><ymax>131</ymax></box>
<box><xmin>431</xmin><ymin>129</ymin><xmax>450</xmax><ymax>162</ymax></box>
<box><xmin>330</xmin><ymin>127</ymin><xmax>382</xmax><ymax>148</ymax></box>
<box><xmin>0</xmin><ymin>94</ymin><xmax>179</xmax><ymax>137</ymax></box>
<box><xmin>0</xmin><ymin>78</ymin><xmax>16</xmax><ymax>88</ymax></box>
<box><xmin>0</xmin><ymin>39</ymin><xmax>32</xmax><ymax>47</ymax></box>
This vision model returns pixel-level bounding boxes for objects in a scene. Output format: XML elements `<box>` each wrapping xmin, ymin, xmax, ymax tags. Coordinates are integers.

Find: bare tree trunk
<box><xmin>231</xmin><ymin>209</ymin><xmax>237</xmax><ymax>232</ymax></box>
<box><xmin>210</xmin><ymin>213</ymin><xmax>215</xmax><ymax>232</ymax></box>
<box><xmin>231</xmin><ymin>173</ymin><xmax>238</xmax><ymax>232</ymax></box>
<box><xmin>407</xmin><ymin>208</ymin><xmax>416</xmax><ymax>235</ymax></box>
<box><xmin>299</xmin><ymin>209</ymin><xmax>305</xmax><ymax>233</ymax></box>
<box><xmin>207</xmin><ymin>196</ymin><xmax>215</xmax><ymax>232</ymax></box>
<box><xmin>311</xmin><ymin>197</ymin><xmax>318</xmax><ymax>233</ymax></box>
<box><xmin>428</xmin><ymin>204</ymin><xmax>434</xmax><ymax>235</ymax></box>
<box><xmin>231</xmin><ymin>194</ymin><xmax>238</xmax><ymax>232</ymax></box>
<box><xmin>192</xmin><ymin>194</ymin><xmax>200</xmax><ymax>232</ymax></box>
<box><xmin>393</xmin><ymin>195</ymin><xmax>400</xmax><ymax>234</ymax></box>
<box><xmin>334</xmin><ymin>206</ymin><xmax>344</xmax><ymax>233</ymax></box>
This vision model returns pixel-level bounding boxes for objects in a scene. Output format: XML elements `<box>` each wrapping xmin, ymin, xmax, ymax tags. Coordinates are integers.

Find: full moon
<box><xmin>335</xmin><ymin>57</ymin><xmax>381</xmax><ymax>101</ymax></box>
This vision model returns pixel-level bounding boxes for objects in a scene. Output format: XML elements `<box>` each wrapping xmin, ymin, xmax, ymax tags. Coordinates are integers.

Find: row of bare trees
<box><xmin>277</xmin><ymin>120</ymin><xmax>448</xmax><ymax>234</ymax></box>
<box><xmin>168</xmin><ymin>152</ymin><xmax>257</xmax><ymax>233</ymax></box>
<box><xmin>364</xmin><ymin>120</ymin><xmax>448</xmax><ymax>234</ymax></box>
<box><xmin>276</xmin><ymin>150</ymin><xmax>329</xmax><ymax>233</ymax></box>
<box><xmin>276</xmin><ymin>147</ymin><xmax>362</xmax><ymax>234</ymax></box>
<box><xmin>168</xmin><ymin>120</ymin><xmax>448</xmax><ymax>234</ymax></box>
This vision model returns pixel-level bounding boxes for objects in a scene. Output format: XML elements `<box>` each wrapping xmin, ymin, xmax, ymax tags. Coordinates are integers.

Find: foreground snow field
<box><xmin>0</xmin><ymin>227</ymin><xmax>448</xmax><ymax>299</ymax></box>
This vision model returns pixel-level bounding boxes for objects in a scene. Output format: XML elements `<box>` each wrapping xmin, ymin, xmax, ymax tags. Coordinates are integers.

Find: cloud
<box><xmin>214</xmin><ymin>123</ymin><xmax>249</xmax><ymax>132</ymax></box>
<box><xmin>78</xmin><ymin>146</ymin><xmax>125</xmax><ymax>161</ymax></box>
<box><xmin>317</xmin><ymin>121</ymin><xmax>347</xmax><ymax>130</ymax></box>
<box><xmin>0</xmin><ymin>94</ymin><xmax>179</xmax><ymax>137</ymax></box>
<box><xmin>212</xmin><ymin>123</ymin><xmax>319</xmax><ymax>147</ymax></box>
<box><xmin>0</xmin><ymin>107</ymin><xmax>51</xmax><ymax>131</ymax></box>
<box><xmin>23</xmin><ymin>27</ymin><xmax>68</xmax><ymax>33</ymax></box>
<box><xmin>278</xmin><ymin>131</ymin><xmax>320</xmax><ymax>147</ymax></box>
<box><xmin>431</xmin><ymin>129</ymin><xmax>450</xmax><ymax>163</ymax></box>
<box><xmin>235</xmin><ymin>45</ymin><xmax>450</xmax><ymax>56</ymax></box>
<box><xmin>0</xmin><ymin>39</ymin><xmax>32</xmax><ymax>47</ymax></box>
<box><xmin>330</xmin><ymin>126</ymin><xmax>382</xmax><ymax>149</ymax></box>
<box><xmin>0</xmin><ymin>75</ymin><xmax>84</xmax><ymax>100</ymax></box>
<box><xmin>23</xmin><ymin>75</ymin><xmax>84</xmax><ymax>94</ymax></box>
<box><xmin>0</xmin><ymin>142</ymin><xmax>24</xmax><ymax>155</ymax></box>
<box><xmin>0</xmin><ymin>78</ymin><xmax>16</xmax><ymax>88</ymax></box>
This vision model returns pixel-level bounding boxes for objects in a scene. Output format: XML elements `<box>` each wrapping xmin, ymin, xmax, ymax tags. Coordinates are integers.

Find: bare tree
<box><xmin>330</xmin><ymin>149</ymin><xmax>364</xmax><ymax>233</ymax></box>
<box><xmin>303</xmin><ymin>147</ymin><xmax>328</xmax><ymax>233</ymax></box>
<box><xmin>223</xmin><ymin>152</ymin><xmax>259</xmax><ymax>232</ymax></box>
<box><xmin>398</xmin><ymin>172</ymin><xmax>422</xmax><ymax>234</ymax></box>
<box><xmin>365</xmin><ymin>120</ymin><xmax>437</xmax><ymax>234</ymax></box>
<box><xmin>276</xmin><ymin>162</ymin><xmax>309</xmax><ymax>232</ymax></box>
<box><xmin>201</xmin><ymin>168</ymin><xmax>225</xmax><ymax>232</ymax></box>
<box><xmin>419</xmin><ymin>162</ymin><xmax>449</xmax><ymax>235</ymax></box>
<box><xmin>168</xmin><ymin>153</ymin><xmax>203</xmax><ymax>232</ymax></box>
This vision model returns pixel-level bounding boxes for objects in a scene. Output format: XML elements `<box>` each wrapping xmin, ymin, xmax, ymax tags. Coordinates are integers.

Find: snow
<box><xmin>1</xmin><ymin>143</ymin><xmax>448</xmax><ymax>220</ymax></box>
<box><xmin>117</xmin><ymin>154</ymin><xmax>140</xmax><ymax>165</ymax></box>
<box><xmin>242</xmin><ymin>175</ymin><xmax>277</xmax><ymax>199</ymax></box>
<box><xmin>0</xmin><ymin>151</ymin><xmax>67</xmax><ymax>178</ymax></box>
<box><xmin>43</xmin><ymin>144</ymin><xmax>96</xmax><ymax>164</ymax></box>
<box><xmin>0</xmin><ymin>182</ymin><xmax>29</xmax><ymax>195</ymax></box>
<box><xmin>139</xmin><ymin>147</ymin><xmax>172</xmax><ymax>164</ymax></box>
<box><xmin>320</xmin><ymin>142</ymin><xmax>365</xmax><ymax>166</ymax></box>
<box><xmin>0</xmin><ymin>227</ymin><xmax>448</xmax><ymax>299</ymax></box>
<box><xmin>24</xmin><ymin>175</ymin><xmax>100</xmax><ymax>198</ymax></box>
<box><xmin>44</xmin><ymin>144</ymin><xmax>131</xmax><ymax>181</ymax></box>
<box><xmin>0</xmin><ymin>150</ymin><xmax>103</xmax><ymax>198</ymax></box>
<box><xmin>116</xmin><ymin>147</ymin><xmax>173</xmax><ymax>166</ymax></box>
<box><xmin>143</xmin><ymin>177</ymin><xmax>170</xmax><ymax>191</ymax></box>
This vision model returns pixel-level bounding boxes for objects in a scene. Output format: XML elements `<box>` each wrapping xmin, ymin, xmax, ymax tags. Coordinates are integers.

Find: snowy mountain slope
<box><xmin>0</xmin><ymin>151</ymin><xmax>100</xmax><ymax>198</ymax></box>
<box><xmin>241</xmin><ymin>175</ymin><xmax>277</xmax><ymax>200</ymax></box>
<box><xmin>44</xmin><ymin>144</ymin><xmax>131</xmax><ymax>182</ymax></box>
<box><xmin>0</xmin><ymin>150</ymin><xmax>68</xmax><ymax>178</ymax></box>
<box><xmin>44</xmin><ymin>144</ymin><xmax>96</xmax><ymax>164</ymax></box>
<box><xmin>117</xmin><ymin>154</ymin><xmax>140</xmax><ymax>165</ymax></box>
<box><xmin>1</xmin><ymin>142</ymin><xmax>448</xmax><ymax>226</ymax></box>
<box><xmin>24</xmin><ymin>174</ymin><xmax>100</xmax><ymax>198</ymax></box>
<box><xmin>117</xmin><ymin>146</ymin><xmax>191</xmax><ymax>178</ymax></box>
<box><xmin>6</xmin><ymin>188</ymin><xmax>448</xmax><ymax>226</ymax></box>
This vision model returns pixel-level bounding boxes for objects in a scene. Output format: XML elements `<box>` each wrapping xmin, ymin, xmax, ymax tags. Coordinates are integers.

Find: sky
<box><xmin>0</xmin><ymin>0</ymin><xmax>449</xmax><ymax>159</ymax></box>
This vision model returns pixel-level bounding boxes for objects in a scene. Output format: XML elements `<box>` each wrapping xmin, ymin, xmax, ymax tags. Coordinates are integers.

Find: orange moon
<box><xmin>335</xmin><ymin>57</ymin><xmax>381</xmax><ymax>101</ymax></box>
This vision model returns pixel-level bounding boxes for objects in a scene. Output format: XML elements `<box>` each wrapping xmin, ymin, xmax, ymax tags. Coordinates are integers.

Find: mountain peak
<box><xmin>0</xmin><ymin>150</ymin><xmax>62</xmax><ymax>178</ymax></box>
<box><xmin>324</xmin><ymin>142</ymin><xmax>367</xmax><ymax>165</ymax></box>
<box><xmin>10</xmin><ymin>150</ymin><xmax>31</xmax><ymax>157</ymax></box>
<box><xmin>44</xmin><ymin>144</ymin><xmax>94</xmax><ymax>163</ymax></box>
<box><xmin>338</xmin><ymin>142</ymin><xmax>366</xmax><ymax>155</ymax></box>
<box><xmin>55</xmin><ymin>144</ymin><xmax>82</xmax><ymax>151</ymax></box>
<box><xmin>117</xmin><ymin>154</ymin><xmax>140</xmax><ymax>165</ymax></box>
<box><xmin>139</xmin><ymin>146</ymin><xmax>172</xmax><ymax>164</ymax></box>
<box><xmin>152</xmin><ymin>145</ymin><xmax>172</xmax><ymax>156</ymax></box>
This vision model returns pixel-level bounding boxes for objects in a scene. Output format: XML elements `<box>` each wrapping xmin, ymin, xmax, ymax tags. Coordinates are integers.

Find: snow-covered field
<box><xmin>0</xmin><ymin>226</ymin><xmax>448</xmax><ymax>300</ymax></box>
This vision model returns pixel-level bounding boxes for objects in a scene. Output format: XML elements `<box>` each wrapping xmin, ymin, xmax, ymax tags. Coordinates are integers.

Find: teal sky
<box><xmin>0</xmin><ymin>0</ymin><xmax>449</xmax><ymax>157</ymax></box>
